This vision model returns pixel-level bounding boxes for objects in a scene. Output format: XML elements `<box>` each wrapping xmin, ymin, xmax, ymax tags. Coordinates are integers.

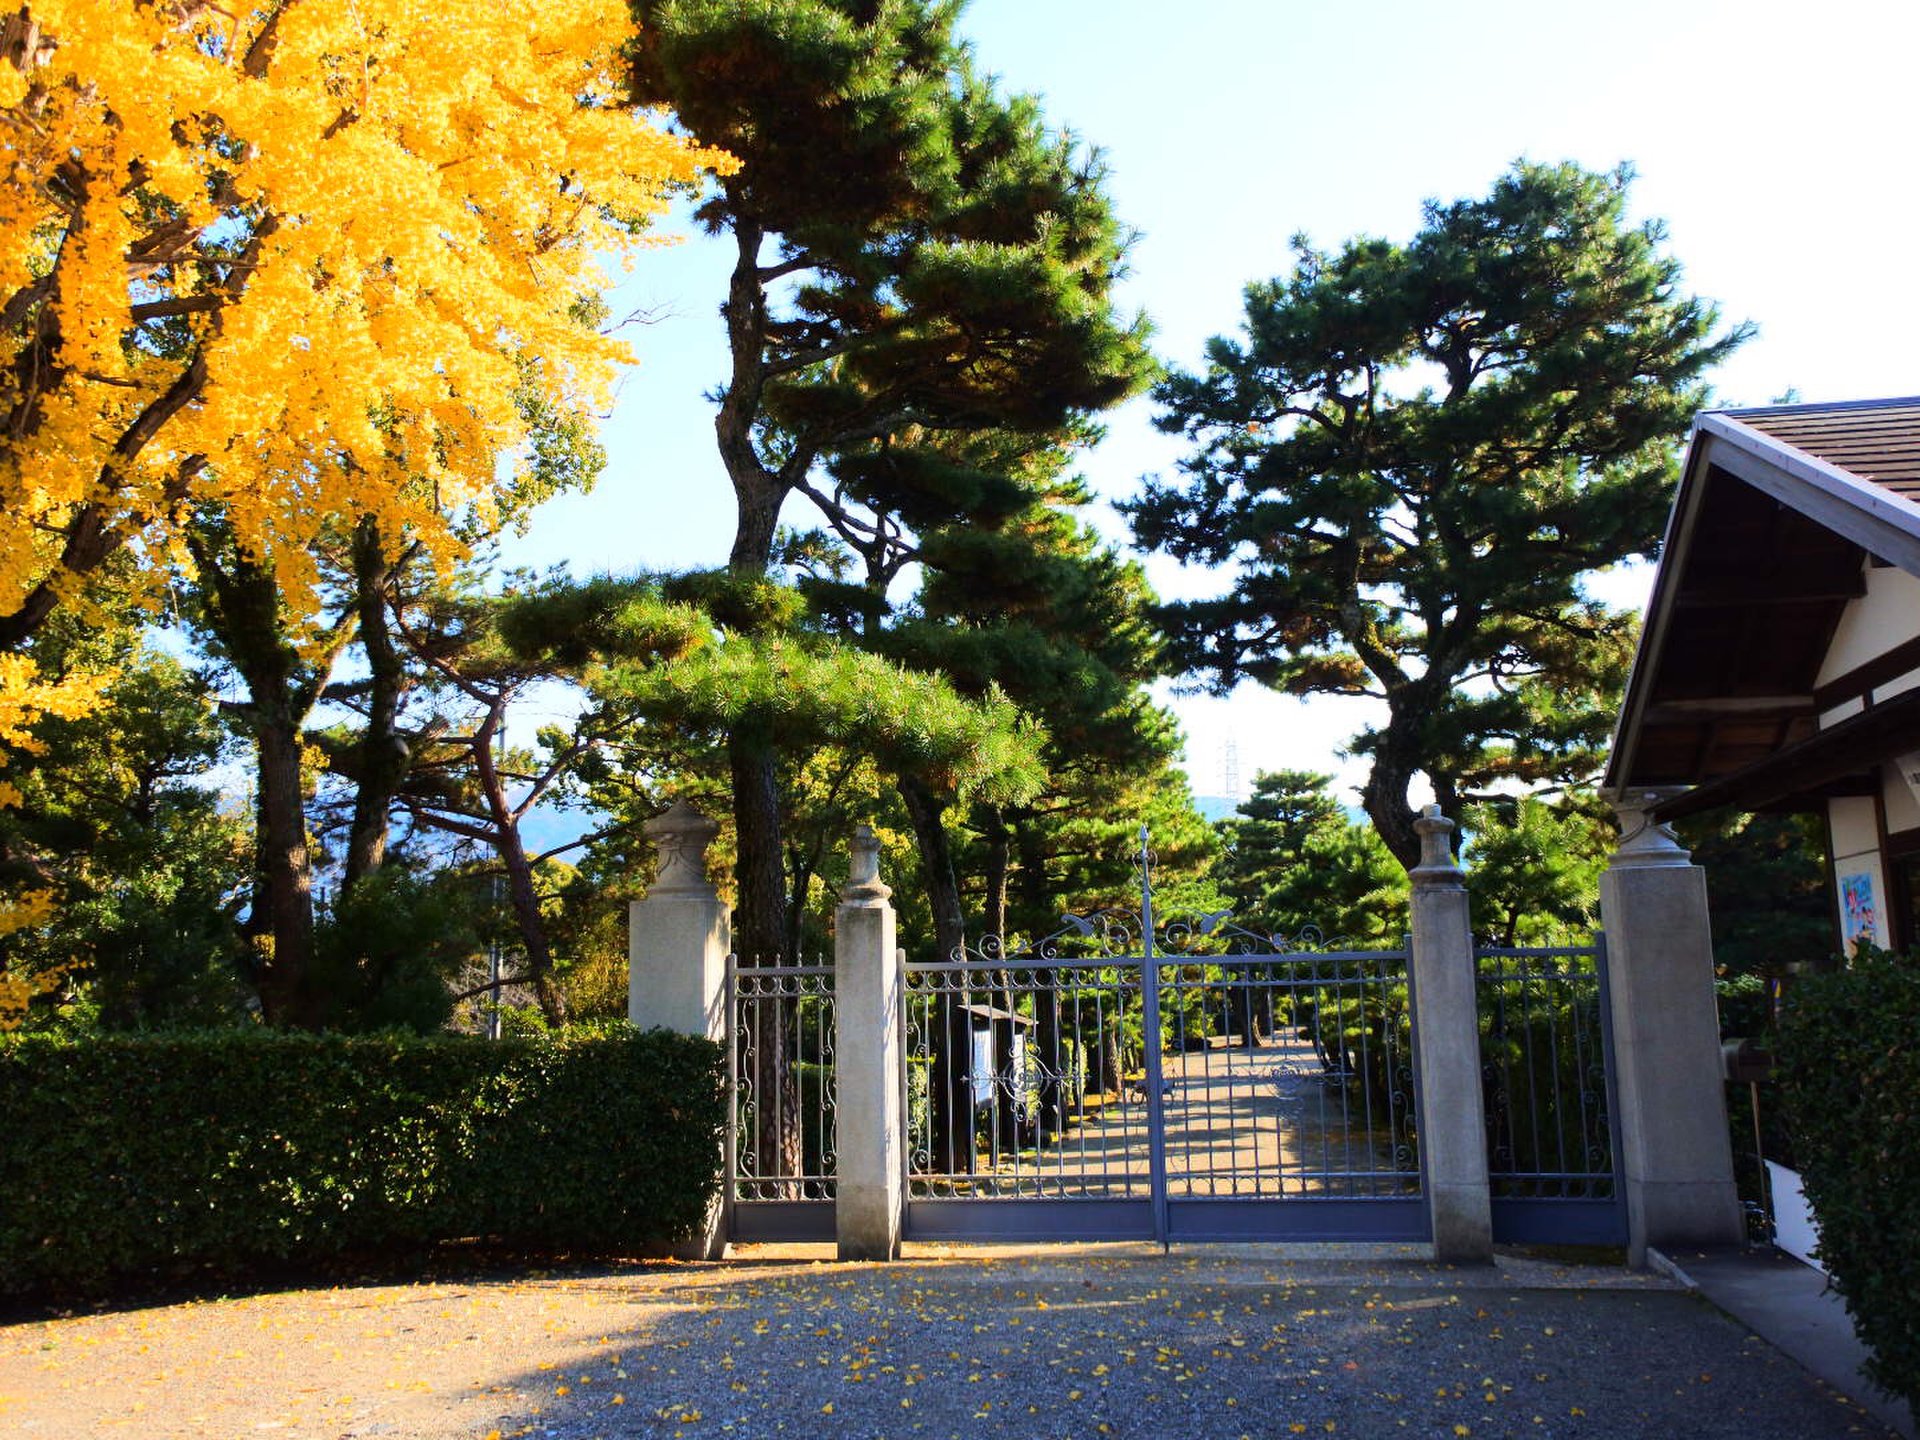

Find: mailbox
<box><xmin>1721</xmin><ymin>1037</ymin><xmax>1774</xmax><ymax>1085</ymax></box>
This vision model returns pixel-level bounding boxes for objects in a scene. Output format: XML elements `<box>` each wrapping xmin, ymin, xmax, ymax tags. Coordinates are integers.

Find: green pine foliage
<box><xmin>504</xmin><ymin>569</ymin><xmax>1048</xmax><ymax>809</ymax></box>
<box><xmin>0</xmin><ymin>610</ymin><xmax>253</xmax><ymax>1031</ymax></box>
<box><xmin>627</xmin><ymin>0</ymin><xmax>1153</xmax><ymax>492</ymax></box>
<box><xmin>1216</xmin><ymin>771</ymin><xmax>1407</xmax><ymax>946</ymax></box>
<box><xmin>0</xmin><ymin>1028</ymin><xmax>725</xmax><ymax>1297</ymax></box>
<box><xmin>604</xmin><ymin>637</ymin><xmax>1045</xmax><ymax>805</ymax></box>
<box><xmin>624</xmin><ymin>0</ymin><xmax>1154</xmax><ymax>963</ymax></box>
<box><xmin>1019</xmin><ymin>780</ymin><xmax>1226</xmax><ymax>932</ymax></box>
<box><xmin>1464</xmin><ymin>795</ymin><xmax>1609</xmax><ymax>946</ymax></box>
<box><xmin>1679</xmin><ymin>810</ymin><xmax>1832</xmax><ymax>991</ymax></box>
<box><xmin>305</xmin><ymin>869</ymin><xmax>482</xmax><ymax>1035</ymax></box>
<box><xmin>1131</xmin><ymin>162</ymin><xmax>1750</xmax><ymax>869</ymax></box>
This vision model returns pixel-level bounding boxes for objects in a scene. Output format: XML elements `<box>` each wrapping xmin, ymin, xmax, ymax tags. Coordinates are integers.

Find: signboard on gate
<box><xmin>970</xmin><ymin>1027</ymin><xmax>994</xmax><ymax>1106</ymax></box>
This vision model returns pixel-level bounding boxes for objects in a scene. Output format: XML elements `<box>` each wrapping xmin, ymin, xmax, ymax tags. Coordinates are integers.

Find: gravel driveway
<box><xmin>0</xmin><ymin>1247</ymin><xmax>1893</xmax><ymax>1439</ymax></box>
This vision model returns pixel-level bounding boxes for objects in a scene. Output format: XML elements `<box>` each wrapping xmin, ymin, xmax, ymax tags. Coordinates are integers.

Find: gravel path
<box><xmin>0</xmin><ymin>1248</ymin><xmax>1893</xmax><ymax>1439</ymax></box>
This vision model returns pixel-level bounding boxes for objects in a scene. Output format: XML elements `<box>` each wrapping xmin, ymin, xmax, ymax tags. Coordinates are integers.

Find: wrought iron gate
<box><xmin>727</xmin><ymin>956</ymin><xmax>837</xmax><ymax>1242</ymax></box>
<box><xmin>717</xmin><ymin>834</ymin><xmax>1626</xmax><ymax>1252</ymax></box>
<box><xmin>902</xmin><ymin>831</ymin><xmax>1429</xmax><ymax>1244</ymax></box>
<box><xmin>1476</xmin><ymin>939</ymin><xmax>1626</xmax><ymax>1245</ymax></box>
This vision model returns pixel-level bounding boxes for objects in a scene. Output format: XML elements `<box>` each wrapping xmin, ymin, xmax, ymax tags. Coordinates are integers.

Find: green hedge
<box><xmin>0</xmin><ymin>1026</ymin><xmax>725</xmax><ymax>1297</ymax></box>
<box><xmin>1777</xmin><ymin>955</ymin><xmax>1920</xmax><ymax>1412</ymax></box>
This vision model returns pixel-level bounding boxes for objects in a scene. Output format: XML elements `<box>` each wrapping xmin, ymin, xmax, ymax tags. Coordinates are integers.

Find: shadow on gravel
<box><xmin>457</xmin><ymin>1259</ymin><xmax>1897</xmax><ymax>1440</ymax></box>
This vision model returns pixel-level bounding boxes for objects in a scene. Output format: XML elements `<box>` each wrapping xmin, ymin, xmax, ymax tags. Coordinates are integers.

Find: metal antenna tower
<box><xmin>1221</xmin><ymin>737</ymin><xmax>1241</xmax><ymax>803</ymax></box>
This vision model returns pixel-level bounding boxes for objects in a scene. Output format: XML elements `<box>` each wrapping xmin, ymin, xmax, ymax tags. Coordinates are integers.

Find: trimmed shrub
<box><xmin>1776</xmin><ymin>955</ymin><xmax>1920</xmax><ymax>1412</ymax></box>
<box><xmin>0</xmin><ymin>1026</ymin><xmax>724</xmax><ymax>1297</ymax></box>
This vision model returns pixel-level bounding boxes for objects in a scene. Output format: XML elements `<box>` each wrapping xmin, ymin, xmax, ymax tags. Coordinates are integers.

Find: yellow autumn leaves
<box><xmin>0</xmin><ymin>0</ymin><xmax>733</xmax><ymax>677</ymax></box>
<box><xmin>0</xmin><ymin>0</ymin><xmax>734</xmax><ymax>950</ymax></box>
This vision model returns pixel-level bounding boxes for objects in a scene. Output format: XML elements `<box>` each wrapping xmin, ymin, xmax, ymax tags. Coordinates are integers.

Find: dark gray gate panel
<box><xmin>1167</xmin><ymin>1198</ymin><xmax>1430</xmax><ymax>1242</ymax></box>
<box><xmin>900</xmin><ymin>830</ymin><xmax>1429</xmax><ymax>1244</ymax></box>
<box><xmin>906</xmin><ymin>1199</ymin><xmax>1155</xmax><ymax>1243</ymax></box>
<box><xmin>1153</xmin><ymin>949</ymin><xmax>1422</xmax><ymax>1211</ymax></box>
<box><xmin>732</xmin><ymin>1200</ymin><xmax>836</xmax><ymax>1243</ymax></box>
<box><xmin>727</xmin><ymin>958</ymin><xmax>838</xmax><ymax>1242</ymax></box>
<box><xmin>1485</xmin><ymin>1198</ymin><xmax>1623</xmax><ymax>1246</ymax></box>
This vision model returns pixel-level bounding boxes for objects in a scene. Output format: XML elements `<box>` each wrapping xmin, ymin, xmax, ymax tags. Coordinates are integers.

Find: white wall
<box><xmin>1884</xmin><ymin>758</ymin><xmax>1920</xmax><ymax>836</ymax></box>
<box><xmin>1816</xmin><ymin>562</ymin><xmax>1920</xmax><ymax>688</ymax></box>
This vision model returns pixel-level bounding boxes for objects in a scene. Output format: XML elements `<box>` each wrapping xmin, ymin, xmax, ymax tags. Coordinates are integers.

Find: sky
<box><xmin>503</xmin><ymin>0</ymin><xmax>1920</xmax><ymax>807</ymax></box>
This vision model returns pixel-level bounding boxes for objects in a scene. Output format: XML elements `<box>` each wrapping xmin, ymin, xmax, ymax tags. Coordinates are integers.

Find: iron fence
<box><xmin>1474</xmin><ymin>939</ymin><xmax>1625</xmax><ymax>1244</ymax></box>
<box><xmin>728</xmin><ymin>957</ymin><xmax>836</xmax><ymax>1240</ymax></box>
<box><xmin>905</xmin><ymin>954</ymin><xmax>1152</xmax><ymax>1201</ymax></box>
<box><xmin>900</xmin><ymin>910</ymin><xmax>1424</xmax><ymax>1242</ymax></box>
<box><xmin>1154</xmin><ymin>949</ymin><xmax>1419</xmax><ymax>1201</ymax></box>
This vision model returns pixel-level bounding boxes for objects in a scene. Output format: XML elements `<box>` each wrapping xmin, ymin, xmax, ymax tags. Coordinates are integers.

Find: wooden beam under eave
<box><xmin>1703</xmin><ymin>434</ymin><xmax>1920</xmax><ymax>579</ymax></box>
<box><xmin>1642</xmin><ymin>697</ymin><xmax>1818</xmax><ymax>723</ymax></box>
<box><xmin>1651</xmin><ymin>685</ymin><xmax>1920</xmax><ymax>822</ymax></box>
<box><xmin>1670</xmin><ymin>575</ymin><xmax>1866</xmax><ymax>607</ymax></box>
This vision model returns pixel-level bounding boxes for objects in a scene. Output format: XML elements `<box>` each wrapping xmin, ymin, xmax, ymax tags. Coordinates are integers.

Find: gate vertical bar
<box><xmin>724</xmin><ymin>950</ymin><xmax>738</xmax><ymax>1243</ymax></box>
<box><xmin>1137</xmin><ymin>823</ymin><xmax>1171</xmax><ymax>1248</ymax></box>
<box><xmin>1592</xmin><ymin>932</ymin><xmax>1628</xmax><ymax>1214</ymax></box>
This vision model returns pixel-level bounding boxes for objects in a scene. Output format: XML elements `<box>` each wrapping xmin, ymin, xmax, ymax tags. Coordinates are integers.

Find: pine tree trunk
<box><xmin>1362</xmin><ymin>726</ymin><xmax>1425</xmax><ymax>873</ymax></box>
<box><xmin>194</xmin><ymin>544</ymin><xmax>336</xmax><ymax>1029</ymax></box>
<box><xmin>715</xmin><ymin>211</ymin><xmax>805</xmax><ymax>1186</ymax></box>
<box><xmin>717</xmin><ymin>214</ymin><xmax>785</xmax><ymax>576</ymax></box>
<box><xmin>727</xmin><ymin>738</ymin><xmax>799</xmax><ymax>1182</ymax></box>
<box><xmin>343</xmin><ymin>519</ymin><xmax>408</xmax><ymax>892</ymax></box>
<box><xmin>500</xmin><ymin>817</ymin><xmax>568</xmax><ymax>1027</ymax></box>
<box><xmin>727</xmin><ymin>748</ymin><xmax>792</xmax><ymax>1182</ymax></box>
<box><xmin>729</xmin><ymin>739</ymin><xmax>787</xmax><ymax>964</ymax></box>
<box><xmin>981</xmin><ymin>806</ymin><xmax>1010</xmax><ymax>945</ymax></box>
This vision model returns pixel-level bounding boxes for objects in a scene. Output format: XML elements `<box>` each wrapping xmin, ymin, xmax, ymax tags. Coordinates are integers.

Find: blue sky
<box><xmin>504</xmin><ymin>0</ymin><xmax>1920</xmax><ymax>804</ymax></box>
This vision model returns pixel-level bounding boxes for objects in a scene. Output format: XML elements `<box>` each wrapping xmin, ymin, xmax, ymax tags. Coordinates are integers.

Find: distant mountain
<box><xmin>1190</xmin><ymin>793</ymin><xmax>1369</xmax><ymax>826</ymax></box>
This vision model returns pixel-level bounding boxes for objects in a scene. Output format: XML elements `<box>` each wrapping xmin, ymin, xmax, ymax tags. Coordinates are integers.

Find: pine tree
<box><xmin>625</xmin><ymin>0</ymin><xmax>1153</xmax><ymax>961</ymax></box>
<box><xmin>1217</xmin><ymin>771</ymin><xmax>1406</xmax><ymax>947</ymax></box>
<box><xmin>1130</xmin><ymin>163</ymin><xmax>1749</xmax><ymax>868</ymax></box>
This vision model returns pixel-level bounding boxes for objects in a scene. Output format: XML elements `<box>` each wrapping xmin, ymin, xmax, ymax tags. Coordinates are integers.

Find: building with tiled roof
<box><xmin>1607</xmin><ymin>395</ymin><xmax>1920</xmax><ymax>954</ymax></box>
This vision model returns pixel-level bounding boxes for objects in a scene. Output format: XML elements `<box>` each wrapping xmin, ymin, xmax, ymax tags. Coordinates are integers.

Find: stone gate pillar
<box><xmin>629</xmin><ymin>799</ymin><xmax>730</xmax><ymax>1259</ymax></box>
<box><xmin>1598</xmin><ymin>794</ymin><xmax>1743</xmax><ymax>1266</ymax></box>
<box><xmin>1408</xmin><ymin>806</ymin><xmax>1494</xmax><ymax>1263</ymax></box>
<box><xmin>630</xmin><ymin>800</ymin><xmax>729</xmax><ymax>1037</ymax></box>
<box><xmin>835</xmin><ymin>825</ymin><xmax>904</xmax><ymax>1260</ymax></box>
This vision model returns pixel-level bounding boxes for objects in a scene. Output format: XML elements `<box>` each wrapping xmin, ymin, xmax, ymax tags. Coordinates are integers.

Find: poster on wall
<box><xmin>1841</xmin><ymin>871</ymin><xmax>1879</xmax><ymax>955</ymax></box>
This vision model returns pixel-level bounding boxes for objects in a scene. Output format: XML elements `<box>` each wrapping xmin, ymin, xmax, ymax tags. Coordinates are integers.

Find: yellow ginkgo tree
<box><xmin>0</xmin><ymin>0</ymin><xmax>731</xmax><ymax>936</ymax></box>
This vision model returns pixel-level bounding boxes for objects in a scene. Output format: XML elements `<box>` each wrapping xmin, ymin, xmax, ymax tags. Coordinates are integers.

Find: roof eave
<box><xmin>1699</xmin><ymin>411</ymin><xmax>1920</xmax><ymax>577</ymax></box>
<box><xmin>1605</xmin><ymin>409</ymin><xmax>1920</xmax><ymax>795</ymax></box>
<box><xmin>1601</xmin><ymin>417</ymin><xmax>1714</xmax><ymax>793</ymax></box>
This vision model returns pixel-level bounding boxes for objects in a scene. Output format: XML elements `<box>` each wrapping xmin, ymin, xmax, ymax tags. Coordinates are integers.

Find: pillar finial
<box><xmin>1608</xmin><ymin>790</ymin><xmax>1692</xmax><ymax>870</ymax></box>
<box><xmin>842</xmin><ymin>823</ymin><xmax>892</xmax><ymax>902</ymax></box>
<box><xmin>1410</xmin><ymin>804</ymin><xmax>1463</xmax><ymax>888</ymax></box>
<box><xmin>643</xmin><ymin>799</ymin><xmax>721</xmax><ymax>898</ymax></box>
